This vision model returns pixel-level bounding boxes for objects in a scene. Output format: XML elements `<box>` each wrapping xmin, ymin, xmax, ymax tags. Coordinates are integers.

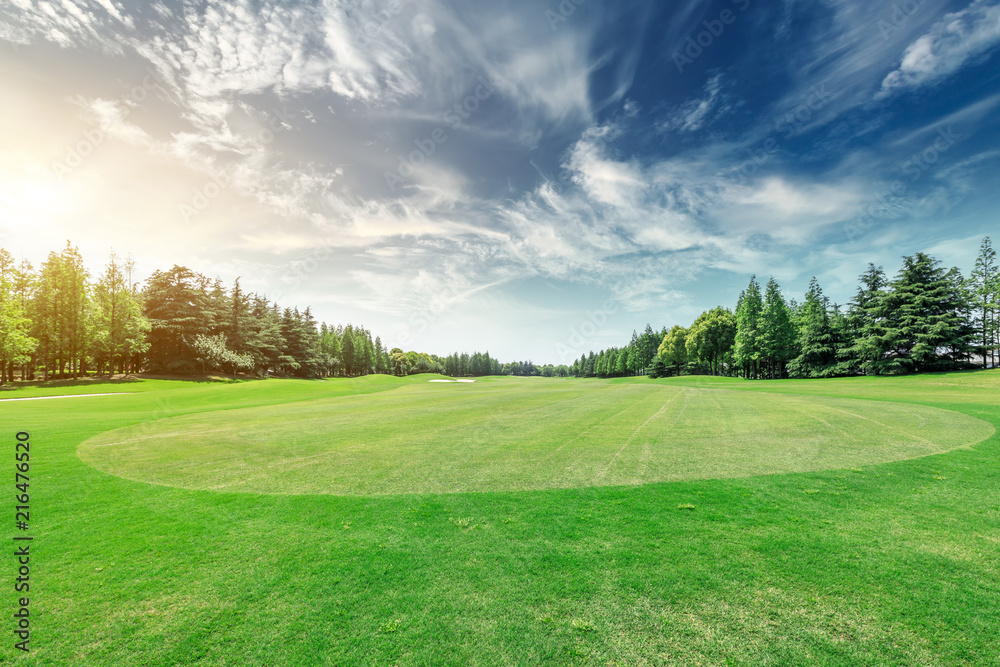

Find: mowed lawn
<box><xmin>79</xmin><ymin>378</ymin><xmax>989</xmax><ymax>495</ymax></box>
<box><xmin>2</xmin><ymin>371</ymin><xmax>1000</xmax><ymax>665</ymax></box>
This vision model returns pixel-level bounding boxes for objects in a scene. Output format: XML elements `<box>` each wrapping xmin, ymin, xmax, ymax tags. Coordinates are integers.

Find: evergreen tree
<box><xmin>646</xmin><ymin>355</ymin><xmax>668</xmax><ymax>379</ymax></box>
<box><xmin>840</xmin><ymin>264</ymin><xmax>889</xmax><ymax>375</ymax></box>
<box><xmin>612</xmin><ymin>348</ymin><xmax>623</xmax><ymax>377</ymax></box>
<box><xmin>92</xmin><ymin>251</ymin><xmax>150</xmax><ymax>376</ymax></box>
<box><xmin>733</xmin><ymin>276</ymin><xmax>764</xmax><ymax>378</ymax></box>
<box><xmin>226</xmin><ymin>278</ymin><xmax>252</xmax><ymax>358</ymax></box>
<box><xmin>247</xmin><ymin>296</ymin><xmax>286</xmax><ymax>376</ymax></box>
<box><xmin>970</xmin><ymin>237</ymin><xmax>999</xmax><ymax>368</ymax></box>
<box><xmin>360</xmin><ymin>327</ymin><xmax>375</xmax><ymax>375</ymax></box>
<box><xmin>882</xmin><ymin>253</ymin><xmax>973</xmax><ymax>372</ymax></box>
<box><xmin>637</xmin><ymin>324</ymin><xmax>658</xmax><ymax>374</ymax></box>
<box><xmin>276</xmin><ymin>307</ymin><xmax>321</xmax><ymax>377</ymax></box>
<box><xmin>593</xmin><ymin>350</ymin><xmax>603</xmax><ymax>377</ymax></box>
<box><xmin>758</xmin><ymin>277</ymin><xmax>795</xmax><ymax>379</ymax></box>
<box><xmin>374</xmin><ymin>336</ymin><xmax>388</xmax><ymax>374</ymax></box>
<box><xmin>625</xmin><ymin>330</ymin><xmax>640</xmax><ymax>375</ymax></box>
<box><xmin>143</xmin><ymin>266</ymin><xmax>212</xmax><ymax>374</ymax></box>
<box><xmin>787</xmin><ymin>278</ymin><xmax>838</xmax><ymax>378</ymax></box>
<box><xmin>35</xmin><ymin>242</ymin><xmax>91</xmax><ymax>378</ymax></box>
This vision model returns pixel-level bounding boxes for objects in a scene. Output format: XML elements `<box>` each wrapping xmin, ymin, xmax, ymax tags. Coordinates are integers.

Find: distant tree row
<box><xmin>569</xmin><ymin>239</ymin><xmax>997</xmax><ymax>380</ymax></box>
<box><xmin>0</xmin><ymin>243</ymin><xmax>505</xmax><ymax>382</ymax></box>
<box><xmin>570</xmin><ymin>324</ymin><xmax>665</xmax><ymax>378</ymax></box>
<box><xmin>646</xmin><ymin>239</ymin><xmax>997</xmax><ymax>379</ymax></box>
<box><xmin>384</xmin><ymin>349</ymin><xmax>500</xmax><ymax>377</ymax></box>
<box><xmin>384</xmin><ymin>352</ymin><xmax>569</xmax><ymax>378</ymax></box>
<box><xmin>6</xmin><ymin>238</ymin><xmax>994</xmax><ymax>383</ymax></box>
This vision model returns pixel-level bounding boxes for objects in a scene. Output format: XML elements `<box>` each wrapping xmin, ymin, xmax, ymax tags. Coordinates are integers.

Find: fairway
<box><xmin>77</xmin><ymin>377</ymin><xmax>992</xmax><ymax>495</ymax></box>
<box><xmin>6</xmin><ymin>371</ymin><xmax>1000</xmax><ymax>666</ymax></box>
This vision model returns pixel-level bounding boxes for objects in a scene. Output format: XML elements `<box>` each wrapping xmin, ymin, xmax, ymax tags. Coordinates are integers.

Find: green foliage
<box><xmin>840</xmin><ymin>264</ymin><xmax>890</xmax><ymax>375</ymax></box>
<box><xmin>33</xmin><ymin>241</ymin><xmax>91</xmax><ymax>379</ymax></box>
<box><xmin>143</xmin><ymin>265</ymin><xmax>213</xmax><ymax>374</ymax></box>
<box><xmin>970</xmin><ymin>237</ymin><xmax>999</xmax><ymax>369</ymax></box>
<box><xmin>444</xmin><ymin>351</ymin><xmax>502</xmax><ymax>376</ymax></box>
<box><xmin>646</xmin><ymin>355</ymin><xmax>669</xmax><ymax>378</ymax></box>
<box><xmin>787</xmin><ymin>277</ymin><xmax>839</xmax><ymax>378</ymax></box>
<box><xmin>758</xmin><ymin>277</ymin><xmax>795</xmax><ymax>378</ymax></box>
<box><xmin>91</xmin><ymin>251</ymin><xmax>149</xmax><ymax>376</ymax></box>
<box><xmin>189</xmin><ymin>332</ymin><xmax>254</xmax><ymax>380</ymax></box>
<box><xmin>685</xmin><ymin>307</ymin><xmax>736</xmax><ymax>376</ymax></box>
<box><xmin>657</xmin><ymin>325</ymin><xmax>688</xmax><ymax>375</ymax></box>
<box><xmin>734</xmin><ymin>276</ymin><xmax>764</xmax><ymax>378</ymax></box>
<box><xmin>881</xmin><ymin>252</ymin><xmax>974</xmax><ymax>373</ymax></box>
<box><xmin>0</xmin><ymin>250</ymin><xmax>37</xmax><ymax>383</ymax></box>
<box><xmin>1</xmin><ymin>246</ymin><xmax>415</xmax><ymax>382</ymax></box>
<box><xmin>579</xmin><ymin>241</ymin><xmax>990</xmax><ymax>382</ymax></box>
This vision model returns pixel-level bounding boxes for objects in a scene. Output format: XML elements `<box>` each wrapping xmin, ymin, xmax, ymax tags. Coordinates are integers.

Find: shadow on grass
<box><xmin>0</xmin><ymin>373</ymin><xmax>255</xmax><ymax>393</ymax></box>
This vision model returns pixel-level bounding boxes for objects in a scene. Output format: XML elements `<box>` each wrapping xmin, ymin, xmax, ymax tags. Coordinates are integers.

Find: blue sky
<box><xmin>1</xmin><ymin>0</ymin><xmax>999</xmax><ymax>363</ymax></box>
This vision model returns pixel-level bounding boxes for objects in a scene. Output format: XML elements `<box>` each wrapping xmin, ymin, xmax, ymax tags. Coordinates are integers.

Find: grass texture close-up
<box><xmin>3</xmin><ymin>370</ymin><xmax>1000</xmax><ymax>665</ymax></box>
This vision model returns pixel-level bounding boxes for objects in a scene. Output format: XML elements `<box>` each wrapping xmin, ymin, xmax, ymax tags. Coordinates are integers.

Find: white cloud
<box><xmin>735</xmin><ymin>177</ymin><xmax>859</xmax><ymax>217</ymax></box>
<box><xmin>75</xmin><ymin>97</ymin><xmax>153</xmax><ymax>146</ymax></box>
<box><xmin>660</xmin><ymin>73</ymin><xmax>727</xmax><ymax>133</ymax></box>
<box><xmin>491</xmin><ymin>33</ymin><xmax>594</xmax><ymax>126</ymax></box>
<box><xmin>880</xmin><ymin>0</ymin><xmax>1000</xmax><ymax>95</ymax></box>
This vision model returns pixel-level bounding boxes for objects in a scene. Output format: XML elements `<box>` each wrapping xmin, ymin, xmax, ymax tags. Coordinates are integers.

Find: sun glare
<box><xmin>0</xmin><ymin>168</ymin><xmax>75</xmax><ymax>230</ymax></box>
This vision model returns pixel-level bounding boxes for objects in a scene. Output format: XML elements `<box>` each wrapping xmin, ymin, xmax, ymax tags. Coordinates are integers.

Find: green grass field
<box><xmin>3</xmin><ymin>371</ymin><xmax>1000</xmax><ymax>665</ymax></box>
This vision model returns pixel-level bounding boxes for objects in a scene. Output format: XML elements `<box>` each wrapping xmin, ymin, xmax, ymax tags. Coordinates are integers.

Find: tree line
<box><xmin>0</xmin><ymin>242</ymin><xmax>512</xmax><ymax>383</ymax></box>
<box><xmin>4</xmin><ymin>238</ymin><xmax>996</xmax><ymax>383</ymax></box>
<box><xmin>651</xmin><ymin>240</ymin><xmax>997</xmax><ymax>379</ymax></box>
<box><xmin>570</xmin><ymin>325</ymin><xmax>665</xmax><ymax>378</ymax></box>
<box><xmin>573</xmin><ymin>239</ymin><xmax>998</xmax><ymax>379</ymax></box>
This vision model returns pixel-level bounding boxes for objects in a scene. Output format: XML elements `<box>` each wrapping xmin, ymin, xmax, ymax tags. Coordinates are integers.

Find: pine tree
<box><xmin>787</xmin><ymin>277</ymin><xmax>838</xmax><ymax>378</ymax></box>
<box><xmin>340</xmin><ymin>324</ymin><xmax>356</xmax><ymax>376</ymax></box>
<box><xmin>93</xmin><ymin>251</ymin><xmax>150</xmax><ymax>377</ymax></box>
<box><xmin>143</xmin><ymin>266</ymin><xmax>212</xmax><ymax>374</ymax></box>
<box><xmin>625</xmin><ymin>330</ymin><xmax>640</xmax><ymax>375</ymax></box>
<box><xmin>34</xmin><ymin>242</ymin><xmax>91</xmax><ymax>378</ymax></box>
<box><xmin>227</xmin><ymin>279</ymin><xmax>252</xmax><ymax>359</ymax></box>
<box><xmin>647</xmin><ymin>355</ymin><xmax>668</xmax><ymax>379</ymax></box>
<box><xmin>970</xmin><ymin>237</ymin><xmax>999</xmax><ymax>368</ymax></box>
<box><xmin>882</xmin><ymin>253</ymin><xmax>973</xmax><ymax>372</ymax></box>
<box><xmin>734</xmin><ymin>276</ymin><xmax>764</xmax><ymax>378</ymax></box>
<box><xmin>840</xmin><ymin>264</ymin><xmax>889</xmax><ymax>375</ymax></box>
<box><xmin>638</xmin><ymin>324</ymin><xmax>658</xmax><ymax>373</ymax></box>
<box><xmin>758</xmin><ymin>277</ymin><xmax>795</xmax><ymax>379</ymax></box>
<box><xmin>374</xmin><ymin>336</ymin><xmax>388</xmax><ymax>374</ymax></box>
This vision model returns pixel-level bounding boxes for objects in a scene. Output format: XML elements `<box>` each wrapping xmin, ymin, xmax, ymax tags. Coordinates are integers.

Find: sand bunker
<box><xmin>428</xmin><ymin>379</ymin><xmax>476</xmax><ymax>383</ymax></box>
